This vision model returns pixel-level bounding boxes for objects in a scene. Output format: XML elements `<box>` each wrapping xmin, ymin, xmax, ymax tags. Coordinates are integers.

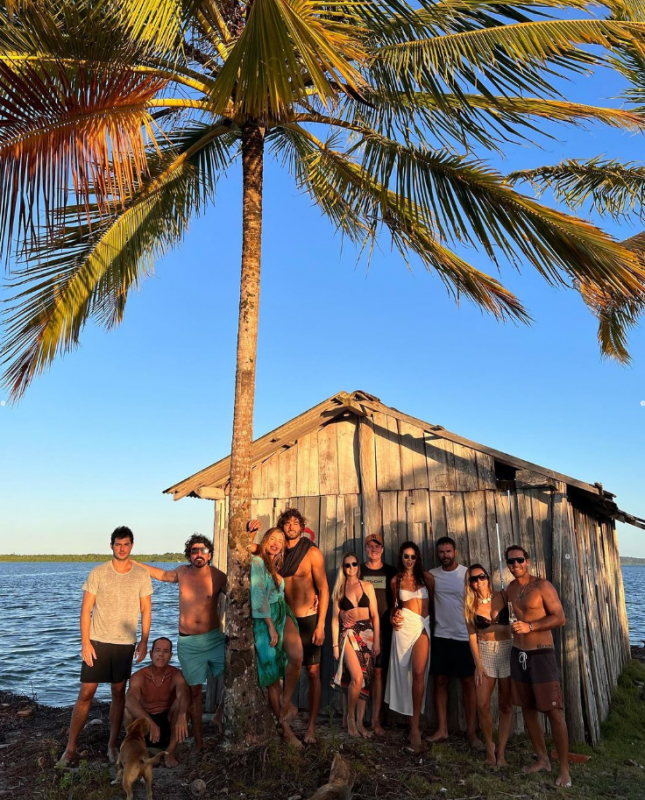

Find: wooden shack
<box><xmin>165</xmin><ymin>390</ymin><xmax>643</xmax><ymax>744</ymax></box>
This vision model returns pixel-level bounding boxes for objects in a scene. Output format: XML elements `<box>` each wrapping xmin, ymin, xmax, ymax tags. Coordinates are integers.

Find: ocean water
<box><xmin>0</xmin><ymin>562</ymin><xmax>643</xmax><ymax>707</ymax></box>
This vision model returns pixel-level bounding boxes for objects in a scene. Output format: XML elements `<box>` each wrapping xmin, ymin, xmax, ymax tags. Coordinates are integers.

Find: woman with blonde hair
<box><xmin>464</xmin><ymin>563</ymin><xmax>512</xmax><ymax>766</ymax></box>
<box><xmin>251</xmin><ymin>528</ymin><xmax>304</xmax><ymax>747</ymax></box>
<box><xmin>331</xmin><ymin>551</ymin><xmax>380</xmax><ymax>738</ymax></box>
<box><xmin>385</xmin><ymin>541</ymin><xmax>434</xmax><ymax>753</ymax></box>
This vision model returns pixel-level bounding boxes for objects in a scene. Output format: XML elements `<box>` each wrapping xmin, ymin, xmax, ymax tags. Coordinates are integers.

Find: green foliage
<box><xmin>2</xmin><ymin>0</ymin><xmax>645</xmax><ymax>398</ymax></box>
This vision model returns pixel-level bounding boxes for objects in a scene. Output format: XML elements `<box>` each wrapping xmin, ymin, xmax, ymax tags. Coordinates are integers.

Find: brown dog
<box><xmin>112</xmin><ymin>717</ymin><xmax>167</xmax><ymax>800</ymax></box>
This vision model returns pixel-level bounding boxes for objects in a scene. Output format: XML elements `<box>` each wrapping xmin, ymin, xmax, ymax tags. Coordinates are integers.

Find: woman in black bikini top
<box><xmin>330</xmin><ymin>553</ymin><xmax>380</xmax><ymax>739</ymax></box>
<box><xmin>464</xmin><ymin>563</ymin><xmax>513</xmax><ymax>768</ymax></box>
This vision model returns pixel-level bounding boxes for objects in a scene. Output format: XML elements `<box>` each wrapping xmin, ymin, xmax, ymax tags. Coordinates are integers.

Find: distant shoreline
<box><xmin>0</xmin><ymin>554</ymin><xmax>183</xmax><ymax>562</ymax></box>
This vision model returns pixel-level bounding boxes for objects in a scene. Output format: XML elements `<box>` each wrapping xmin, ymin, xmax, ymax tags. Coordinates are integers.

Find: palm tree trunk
<box><xmin>223</xmin><ymin>120</ymin><xmax>276</xmax><ymax>747</ymax></box>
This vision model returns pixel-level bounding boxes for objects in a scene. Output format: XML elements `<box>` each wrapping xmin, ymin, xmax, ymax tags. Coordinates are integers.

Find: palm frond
<box><xmin>508</xmin><ymin>158</ymin><xmax>645</xmax><ymax>220</ymax></box>
<box><xmin>210</xmin><ymin>0</ymin><xmax>368</xmax><ymax>118</ymax></box>
<box><xmin>0</xmin><ymin>59</ymin><xmax>166</xmax><ymax>256</ymax></box>
<box><xmin>373</xmin><ymin>18</ymin><xmax>645</xmax><ymax>99</ymax></box>
<box><xmin>1</xmin><ymin>121</ymin><xmax>240</xmax><ymax>398</ymax></box>
<box><xmin>276</xmin><ymin>123</ymin><xmax>529</xmax><ymax>321</ymax></box>
<box><xmin>579</xmin><ymin>276</ymin><xmax>645</xmax><ymax>362</ymax></box>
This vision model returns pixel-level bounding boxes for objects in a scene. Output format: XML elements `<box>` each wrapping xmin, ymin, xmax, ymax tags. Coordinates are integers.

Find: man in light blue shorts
<box><xmin>141</xmin><ymin>534</ymin><xmax>226</xmax><ymax>751</ymax></box>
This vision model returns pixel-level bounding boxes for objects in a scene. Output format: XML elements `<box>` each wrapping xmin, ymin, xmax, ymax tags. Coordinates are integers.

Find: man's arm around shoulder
<box><xmin>139</xmin><ymin>562</ymin><xmax>181</xmax><ymax>582</ymax></box>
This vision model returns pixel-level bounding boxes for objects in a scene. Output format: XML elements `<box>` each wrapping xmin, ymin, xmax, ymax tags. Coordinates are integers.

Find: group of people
<box><xmin>249</xmin><ymin>512</ymin><xmax>571</xmax><ymax>787</ymax></box>
<box><xmin>57</xmin><ymin>526</ymin><xmax>227</xmax><ymax>768</ymax></box>
<box><xmin>56</xmin><ymin>510</ymin><xmax>571</xmax><ymax>788</ymax></box>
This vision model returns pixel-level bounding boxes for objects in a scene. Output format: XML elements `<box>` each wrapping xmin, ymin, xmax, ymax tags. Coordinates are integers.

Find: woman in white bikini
<box><xmin>385</xmin><ymin>541</ymin><xmax>435</xmax><ymax>752</ymax></box>
<box><xmin>464</xmin><ymin>563</ymin><xmax>513</xmax><ymax>766</ymax></box>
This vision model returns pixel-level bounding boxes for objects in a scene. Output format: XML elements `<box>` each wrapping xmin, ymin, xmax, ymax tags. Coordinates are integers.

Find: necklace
<box><xmin>150</xmin><ymin>669</ymin><xmax>168</xmax><ymax>687</ymax></box>
<box><xmin>479</xmin><ymin>596</ymin><xmax>492</xmax><ymax>605</ymax></box>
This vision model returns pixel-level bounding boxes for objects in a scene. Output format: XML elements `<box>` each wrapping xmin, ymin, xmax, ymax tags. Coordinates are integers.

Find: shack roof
<box><xmin>164</xmin><ymin>390</ymin><xmax>644</xmax><ymax>529</ymax></box>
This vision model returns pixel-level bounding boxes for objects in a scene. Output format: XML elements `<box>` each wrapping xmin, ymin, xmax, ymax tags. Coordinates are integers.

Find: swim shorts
<box><xmin>80</xmin><ymin>640</ymin><xmax>135</xmax><ymax>684</ymax></box>
<box><xmin>295</xmin><ymin>613</ymin><xmax>322</xmax><ymax>667</ymax></box>
<box><xmin>177</xmin><ymin>628</ymin><xmax>225</xmax><ymax>686</ymax></box>
<box><xmin>510</xmin><ymin>646</ymin><xmax>563</xmax><ymax>712</ymax></box>
<box><xmin>146</xmin><ymin>710</ymin><xmax>172</xmax><ymax>749</ymax></box>
<box><xmin>430</xmin><ymin>636</ymin><xmax>476</xmax><ymax>678</ymax></box>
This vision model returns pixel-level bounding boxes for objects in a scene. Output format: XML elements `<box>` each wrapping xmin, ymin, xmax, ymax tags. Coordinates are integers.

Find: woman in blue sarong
<box><xmin>251</xmin><ymin>528</ymin><xmax>303</xmax><ymax>747</ymax></box>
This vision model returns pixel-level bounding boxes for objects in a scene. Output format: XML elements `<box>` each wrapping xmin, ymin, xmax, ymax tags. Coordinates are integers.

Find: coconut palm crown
<box><xmin>3</xmin><ymin>0</ymin><xmax>645</xmax><ymax>393</ymax></box>
<box><xmin>3</xmin><ymin>0</ymin><xmax>645</xmax><ymax>743</ymax></box>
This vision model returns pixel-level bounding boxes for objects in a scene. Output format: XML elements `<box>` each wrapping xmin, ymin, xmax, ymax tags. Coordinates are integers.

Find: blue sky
<box><xmin>1</xmin><ymin>51</ymin><xmax>644</xmax><ymax>558</ymax></box>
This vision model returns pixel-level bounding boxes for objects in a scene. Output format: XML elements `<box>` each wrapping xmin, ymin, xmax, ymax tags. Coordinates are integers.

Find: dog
<box><xmin>111</xmin><ymin>717</ymin><xmax>167</xmax><ymax>800</ymax></box>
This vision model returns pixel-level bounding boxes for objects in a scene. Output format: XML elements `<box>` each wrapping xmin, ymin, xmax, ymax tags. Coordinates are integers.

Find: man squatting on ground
<box><xmin>141</xmin><ymin>534</ymin><xmax>226</xmax><ymax>753</ymax></box>
<box><xmin>125</xmin><ymin>637</ymin><xmax>190</xmax><ymax>768</ymax></box>
<box><xmin>248</xmin><ymin>508</ymin><xmax>330</xmax><ymax>744</ymax></box>
<box><xmin>340</xmin><ymin>533</ymin><xmax>397</xmax><ymax>736</ymax></box>
<box><xmin>428</xmin><ymin>536</ymin><xmax>481</xmax><ymax>747</ymax></box>
<box><xmin>506</xmin><ymin>545</ymin><xmax>571</xmax><ymax>787</ymax></box>
<box><xmin>57</xmin><ymin>527</ymin><xmax>152</xmax><ymax>767</ymax></box>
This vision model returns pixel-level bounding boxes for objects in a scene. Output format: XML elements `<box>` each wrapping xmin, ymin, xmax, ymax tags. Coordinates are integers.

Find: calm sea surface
<box><xmin>0</xmin><ymin>562</ymin><xmax>643</xmax><ymax>707</ymax></box>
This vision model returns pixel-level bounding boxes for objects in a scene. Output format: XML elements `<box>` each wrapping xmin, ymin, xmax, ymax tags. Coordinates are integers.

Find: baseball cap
<box><xmin>365</xmin><ymin>533</ymin><xmax>384</xmax><ymax>546</ymax></box>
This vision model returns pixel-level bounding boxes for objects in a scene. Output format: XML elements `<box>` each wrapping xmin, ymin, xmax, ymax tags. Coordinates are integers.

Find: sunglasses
<box><xmin>344</xmin><ymin>561</ymin><xmax>358</xmax><ymax>568</ymax></box>
<box><xmin>469</xmin><ymin>574</ymin><xmax>488</xmax><ymax>583</ymax></box>
<box><xmin>191</xmin><ymin>547</ymin><xmax>210</xmax><ymax>555</ymax></box>
<box><xmin>506</xmin><ymin>557</ymin><xmax>526</xmax><ymax>565</ymax></box>
<box><xmin>402</xmin><ymin>554</ymin><xmax>417</xmax><ymax>560</ymax></box>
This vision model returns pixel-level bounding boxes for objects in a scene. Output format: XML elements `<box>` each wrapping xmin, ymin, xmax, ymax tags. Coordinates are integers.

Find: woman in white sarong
<box><xmin>385</xmin><ymin>541</ymin><xmax>434</xmax><ymax>752</ymax></box>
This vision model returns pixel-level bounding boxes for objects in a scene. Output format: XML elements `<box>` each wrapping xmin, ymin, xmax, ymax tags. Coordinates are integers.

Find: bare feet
<box><xmin>427</xmin><ymin>730</ymin><xmax>448</xmax><ymax>743</ymax></box>
<box><xmin>485</xmin><ymin>745</ymin><xmax>496</xmax><ymax>766</ymax></box>
<box><xmin>357</xmin><ymin>724</ymin><xmax>372</xmax><ymax>739</ymax></box>
<box><xmin>107</xmin><ymin>746</ymin><xmax>118</xmax><ymax>764</ymax></box>
<box><xmin>347</xmin><ymin>722</ymin><xmax>360</xmax><ymax>738</ymax></box>
<box><xmin>522</xmin><ymin>758</ymin><xmax>551</xmax><ymax>774</ymax></box>
<box><xmin>282</xmin><ymin>726</ymin><xmax>304</xmax><ymax>750</ymax></box>
<box><xmin>496</xmin><ymin>755</ymin><xmax>508</xmax><ymax>767</ymax></box>
<box><xmin>279</xmin><ymin>698</ymin><xmax>298</xmax><ymax>725</ymax></box>
<box><xmin>164</xmin><ymin>752</ymin><xmax>179</xmax><ymax>769</ymax></box>
<box><xmin>304</xmin><ymin>728</ymin><xmax>317</xmax><ymax>745</ymax></box>
<box><xmin>469</xmin><ymin>735</ymin><xmax>485</xmax><ymax>750</ymax></box>
<box><xmin>372</xmin><ymin>723</ymin><xmax>386</xmax><ymax>737</ymax></box>
<box><xmin>410</xmin><ymin>731</ymin><xmax>424</xmax><ymax>753</ymax></box>
<box><xmin>213</xmin><ymin>706</ymin><xmax>223</xmax><ymax>735</ymax></box>
<box><xmin>555</xmin><ymin>770</ymin><xmax>572</xmax><ymax>787</ymax></box>
<box><xmin>55</xmin><ymin>750</ymin><xmax>73</xmax><ymax>769</ymax></box>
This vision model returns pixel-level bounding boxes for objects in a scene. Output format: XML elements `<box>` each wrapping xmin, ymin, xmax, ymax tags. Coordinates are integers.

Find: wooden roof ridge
<box><xmin>162</xmin><ymin>390</ymin><xmax>644</xmax><ymax>529</ymax></box>
<box><xmin>163</xmin><ymin>390</ymin><xmax>378</xmax><ymax>501</ymax></box>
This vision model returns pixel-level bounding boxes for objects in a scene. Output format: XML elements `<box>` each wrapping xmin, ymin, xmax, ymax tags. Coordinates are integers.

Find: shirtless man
<box><xmin>125</xmin><ymin>637</ymin><xmax>190</xmax><ymax>767</ymax></box>
<box><xmin>141</xmin><ymin>534</ymin><xmax>226</xmax><ymax>752</ymax></box>
<box><xmin>506</xmin><ymin>545</ymin><xmax>571</xmax><ymax>788</ymax></box>
<box><xmin>249</xmin><ymin>508</ymin><xmax>329</xmax><ymax>744</ymax></box>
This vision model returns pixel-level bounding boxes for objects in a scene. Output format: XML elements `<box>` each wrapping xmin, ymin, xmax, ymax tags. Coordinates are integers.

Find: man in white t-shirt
<box><xmin>427</xmin><ymin>536</ymin><xmax>481</xmax><ymax>747</ymax></box>
<box><xmin>56</xmin><ymin>527</ymin><xmax>153</xmax><ymax>768</ymax></box>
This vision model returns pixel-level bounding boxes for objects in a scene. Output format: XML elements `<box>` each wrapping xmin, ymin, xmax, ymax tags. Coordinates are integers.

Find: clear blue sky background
<box><xmin>1</xmin><ymin>50</ymin><xmax>644</xmax><ymax>558</ymax></box>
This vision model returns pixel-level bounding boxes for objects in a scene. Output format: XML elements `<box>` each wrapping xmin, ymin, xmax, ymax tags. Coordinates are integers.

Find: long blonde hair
<box><xmin>332</xmin><ymin>551</ymin><xmax>361</xmax><ymax>602</ymax></box>
<box><xmin>258</xmin><ymin>528</ymin><xmax>285</xmax><ymax>588</ymax></box>
<box><xmin>463</xmin><ymin>563</ymin><xmax>492</xmax><ymax>627</ymax></box>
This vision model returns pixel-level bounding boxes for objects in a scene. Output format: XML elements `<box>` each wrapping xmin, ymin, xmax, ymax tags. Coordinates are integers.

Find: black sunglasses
<box><xmin>506</xmin><ymin>557</ymin><xmax>526</xmax><ymax>565</ymax></box>
<box><xmin>402</xmin><ymin>554</ymin><xmax>417</xmax><ymax>560</ymax></box>
<box><xmin>469</xmin><ymin>574</ymin><xmax>488</xmax><ymax>583</ymax></box>
<box><xmin>344</xmin><ymin>561</ymin><xmax>358</xmax><ymax>568</ymax></box>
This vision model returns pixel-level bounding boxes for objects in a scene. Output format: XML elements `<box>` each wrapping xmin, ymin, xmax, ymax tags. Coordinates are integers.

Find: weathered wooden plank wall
<box><xmin>206</xmin><ymin>409</ymin><xmax>630</xmax><ymax>743</ymax></box>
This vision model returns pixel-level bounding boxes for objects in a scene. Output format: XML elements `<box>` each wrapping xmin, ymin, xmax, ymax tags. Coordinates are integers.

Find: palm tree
<box><xmin>3</xmin><ymin>0</ymin><xmax>645</xmax><ymax>744</ymax></box>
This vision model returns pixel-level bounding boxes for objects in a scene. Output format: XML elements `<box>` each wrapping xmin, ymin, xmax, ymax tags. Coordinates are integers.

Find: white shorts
<box><xmin>478</xmin><ymin>638</ymin><xmax>512</xmax><ymax>679</ymax></box>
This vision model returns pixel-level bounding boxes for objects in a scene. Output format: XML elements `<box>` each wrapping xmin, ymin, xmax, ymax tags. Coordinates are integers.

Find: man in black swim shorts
<box><xmin>248</xmin><ymin>508</ymin><xmax>329</xmax><ymax>744</ymax></box>
<box><xmin>506</xmin><ymin>545</ymin><xmax>571</xmax><ymax>788</ymax></box>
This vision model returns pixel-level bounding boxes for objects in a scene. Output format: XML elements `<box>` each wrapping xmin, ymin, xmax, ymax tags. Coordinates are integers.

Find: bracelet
<box><xmin>528</xmin><ymin>623</ymin><xmax>533</xmax><ymax>633</ymax></box>
<box><xmin>333</xmin><ymin>644</ymin><xmax>339</xmax><ymax>648</ymax></box>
